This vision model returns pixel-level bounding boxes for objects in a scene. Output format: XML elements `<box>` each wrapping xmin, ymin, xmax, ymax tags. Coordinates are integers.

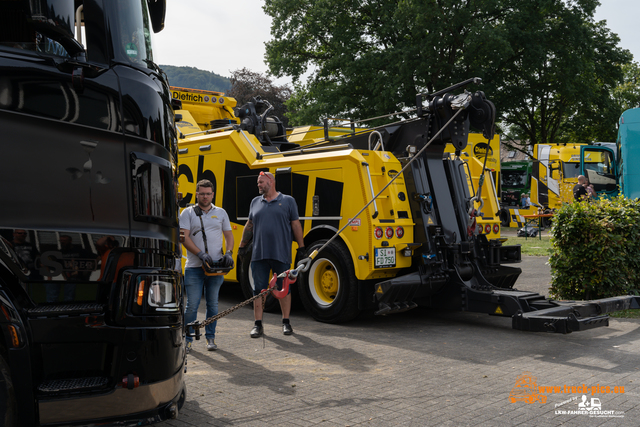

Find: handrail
<box><xmin>259</xmin><ymin>143</ymin><xmax>353</xmax><ymax>158</ymax></box>
<box><xmin>362</xmin><ymin>162</ymin><xmax>379</xmax><ymax>219</ymax></box>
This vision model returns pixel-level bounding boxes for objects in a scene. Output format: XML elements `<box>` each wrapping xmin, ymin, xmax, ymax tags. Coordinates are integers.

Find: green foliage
<box><xmin>612</xmin><ymin>62</ymin><xmax>640</xmax><ymax>112</ymax></box>
<box><xmin>549</xmin><ymin>196</ymin><xmax>640</xmax><ymax>300</ymax></box>
<box><xmin>263</xmin><ymin>0</ymin><xmax>632</xmax><ymax>140</ymax></box>
<box><xmin>160</xmin><ymin>65</ymin><xmax>230</xmax><ymax>92</ymax></box>
<box><xmin>610</xmin><ymin>309</ymin><xmax>640</xmax><ymax>319</ymax></box>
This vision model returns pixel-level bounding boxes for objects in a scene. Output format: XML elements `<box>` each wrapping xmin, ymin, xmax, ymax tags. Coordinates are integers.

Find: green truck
<box><xmin>500</xmin><ymin>160</ymin><xmax>533</xmax><ymax>208</ymax></box>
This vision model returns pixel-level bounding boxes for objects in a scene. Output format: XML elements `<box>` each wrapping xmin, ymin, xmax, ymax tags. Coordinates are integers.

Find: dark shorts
<box><xmin>251</xmin><ymin>259</ymin><xmax>290</xmax><ymax>296</ymax></box>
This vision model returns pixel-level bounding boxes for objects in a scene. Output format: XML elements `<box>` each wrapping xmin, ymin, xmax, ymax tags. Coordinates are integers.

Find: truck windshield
<box><xmin>109</xmin><ymin>0</ymin><xmax>155</xmax><ymax>67</ymax></box>
<box><xmin>563</xmin><ymin>162</ymin><xmax>580</xmax><ymax>179</ymax></box>
<box><xmin>502</xmin><ymin>170</ymin><xmax>528</xmax><ymax>188</ymax></box>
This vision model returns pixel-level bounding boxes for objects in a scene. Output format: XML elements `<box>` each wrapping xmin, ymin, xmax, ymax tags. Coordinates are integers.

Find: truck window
<box><xmin>111</xmin><ymin>0</ymin><xmax>154</xmax><ymax>66</ymax></box>
<box><xmin>0</xmin><ymin>1</ymin><xmax>70</xmax><ymax>56</ymax></box>
<box><xmin>502</xmin><ymin>170</ymin><xmax>528</xmax><ymax>188</ymax></box>
<box><xmin>563</xmin><ymin>162</ymin><xmax>580</xmax><ymax>179</ymax></box>
<box><xmin>583</xmin><ymin>149</ymin><xmax>616</xmax><ymax>191</ymax></box>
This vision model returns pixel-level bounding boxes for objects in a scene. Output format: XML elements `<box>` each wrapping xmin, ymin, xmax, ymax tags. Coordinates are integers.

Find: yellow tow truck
<box><xmin>171</xmin><ymin>82</ymin><xmax>640</xmax><ymax>333</ymax></box>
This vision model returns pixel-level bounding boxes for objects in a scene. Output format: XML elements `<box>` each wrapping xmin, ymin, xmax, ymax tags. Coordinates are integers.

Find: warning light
<box><xmin>385</xmin><ymin>227</ymin><xmax>394</xmax><ymax>239</ymax></box>
<box><xmin>485</xmin><ymin>224</ymin><xmax>491</xmax><ymax>234</ymax></box>
<box><xmin>122</xmin><ymin>374</ymin><xmax>140</xmax><ymax>389</ymax></box>
<box><xmin>8</xmin><ymin>326</ymin><xmax>20</xmax><ymax>347</ymax></box>
<box><xmin>374</xmin><ymin>227</ymin><xmax>383</xmax><ymax>239</ymax></box>
<box><xmin>137</xmin><ymin>280</ymin><xmax>145</xmax><ymax>306</ymax></box>
<box><xmin>493</xmin><ymin>224</ymin><xmax>500</xmax><ymax>234</ymax></box>
<box><xmin>396</xmin><ymin>226</ymin><xmax>404</xmax><ymax>238</ymax></box>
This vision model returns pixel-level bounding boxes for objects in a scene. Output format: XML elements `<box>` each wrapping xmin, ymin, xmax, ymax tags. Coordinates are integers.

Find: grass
<box><xmin>503</xmin><ymin>235</ymin><xmax>552</xmax><ymax>256</ymax></box>
<box><xmin>610</xmin><ymin>309</ymin><xmax>640</xmax><ymax>319</ymax></box>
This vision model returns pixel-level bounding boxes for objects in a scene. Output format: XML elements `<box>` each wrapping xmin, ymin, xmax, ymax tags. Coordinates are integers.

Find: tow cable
<box><xmin>295</xmin><ymin>102</ymin><xmax>468</xmax><ymax>270</ymax></box>
<box><xmin>186</xmin><ymin>92</ymin><xmax>474</xmax><ymax>335</ymax></box>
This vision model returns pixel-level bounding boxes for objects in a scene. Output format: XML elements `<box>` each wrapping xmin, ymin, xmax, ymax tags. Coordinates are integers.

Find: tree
<box><xmin>263</xmin><ymin>0</ymin><xmax>632</xmax><ymax>141</ymax></box>
<box><xmin>490</xmin><ymin>6</ymin><xmax>632</xmax><ymax>146</ymax></box>
<box><xmin>612</xmin><ymin>62</ymin><xmax>640</xmax><ymax>112</ymax></box>
<box><xmin>226</xmin><ymin>68</ymin><xmax>292</xmax><ymax>127</ymax></box>
<box><xmin>160</xmin><ymin>65</ymin><xmax>230</xmax><ymax>92</ymax></box>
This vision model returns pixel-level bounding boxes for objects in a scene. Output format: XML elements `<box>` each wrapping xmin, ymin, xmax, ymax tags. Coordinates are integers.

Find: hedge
<box><xmin>549</xmin><ymin>196</ymin><xmax>640</xmax><ymax>300</ymax></box>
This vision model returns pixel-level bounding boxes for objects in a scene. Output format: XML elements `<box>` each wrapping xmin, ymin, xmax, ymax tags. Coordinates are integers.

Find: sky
<box><xmin>153</xmin><ymin>0</ymin><xmax>640</xmax><ymax>86</ymax></box>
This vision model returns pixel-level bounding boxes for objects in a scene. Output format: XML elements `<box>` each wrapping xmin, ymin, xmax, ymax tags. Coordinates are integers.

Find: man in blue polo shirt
<box><xmin>238</xmin><ymin>171</ymin><xmax>305</xmax><ymax>337</ymax></box>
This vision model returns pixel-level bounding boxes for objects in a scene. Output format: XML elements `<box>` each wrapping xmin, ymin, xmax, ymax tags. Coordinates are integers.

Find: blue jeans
<box><xmin>251</xmin><ymin>259</ymin><xmax>290</xmax><ymax>296</ymax></box>
<box><xmin>184</xmin><ymin>267</ymin><xmax>224</xmax><ymax>343</ymax></box>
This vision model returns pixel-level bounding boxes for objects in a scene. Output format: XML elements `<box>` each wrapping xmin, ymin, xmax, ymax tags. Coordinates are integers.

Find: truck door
<box><xmin>580</xmin><ymin>146</ymin><xmax>618</xmax><ymax>198</ymax></box>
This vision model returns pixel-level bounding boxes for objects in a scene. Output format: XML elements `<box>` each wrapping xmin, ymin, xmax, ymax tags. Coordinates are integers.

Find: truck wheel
<box><xmin>500</xmin><ymin>208</ymin><xmax>511</xmax><ymax>227</ymax></box>
<box><xmin>299</xmin><ymin>239</ymin><xmax>359</xmax><ymax>323</ymax></box>
<box><xmin>542</xmin><ymin>209</ymin><xmax>553</xmax><ymax>229</ymax></box>
<box><xmin>0</xmin><ymin>353</ymin><xmax>17</xmax><ymax>427</ymax></box>
<box><xmin>238</xmin><ymin>246</ymin><xmax>280</xmax><ymax>313</ymax></box>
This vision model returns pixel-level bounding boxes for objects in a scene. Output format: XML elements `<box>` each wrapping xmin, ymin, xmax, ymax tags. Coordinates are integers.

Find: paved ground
<box><xmin>161</xmin><ymin>250</ymin><xmax>640</xmax><ymax>427</ymax></box>
<box><xmin>501</xmin><ymin>227</ymin><xmax>552</xmax><ymax>297</ymax></box>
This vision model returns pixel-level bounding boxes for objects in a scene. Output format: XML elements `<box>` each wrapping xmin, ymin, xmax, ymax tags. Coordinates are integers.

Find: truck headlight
<box><xmin>130</xmin><ymin>272</ymin><xmax>181</xmax><ymax>315</ymax></box>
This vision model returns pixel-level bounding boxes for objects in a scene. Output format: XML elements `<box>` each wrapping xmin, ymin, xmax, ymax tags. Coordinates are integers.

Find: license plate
<box><xmin>374</xmin><ymin>247</ymin><xmax>396</xmax><ymax>268</ymax></box>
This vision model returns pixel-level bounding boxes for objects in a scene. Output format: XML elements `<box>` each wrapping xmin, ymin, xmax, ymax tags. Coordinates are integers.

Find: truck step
<box><xmin>27</xmin><ymin>303</ymin><xmax>105</xmax><ymax>318</ymax></box>
<box><xmin>375</xmin><ymin>301</ymin><xmax>418</xmax><ymax>316</ymax></box>
<box><xmin>38</xmin><ymin>376</ymin><xmax>109</xmax><ymax>393</ymax></box>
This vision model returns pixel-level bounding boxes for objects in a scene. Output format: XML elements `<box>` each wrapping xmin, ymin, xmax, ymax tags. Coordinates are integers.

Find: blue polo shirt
<box><xmin>248</xmin><ymin>192</ymin><xmax>299</xmax><ymax>264</ymax></box>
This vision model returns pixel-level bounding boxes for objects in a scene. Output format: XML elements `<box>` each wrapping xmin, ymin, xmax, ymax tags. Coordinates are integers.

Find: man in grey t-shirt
<box><xmin>238</xmin><ymin>171</ymin><xmax>305</xmax><ymax>337</ymax></box>
<box><xmin>180</xmin><ymin>179</ymin><xmax>234</xmax><ymax>352</ymax></box>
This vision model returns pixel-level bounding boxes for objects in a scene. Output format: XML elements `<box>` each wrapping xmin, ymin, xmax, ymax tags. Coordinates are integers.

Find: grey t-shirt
<box><xmin>248</xmin><ymin>193</ymin><xmax>299</xmax><ymax>264</ymax></box>
<box><xmin>179</xmin><ymin>204</ymin><xmax>231</xmax><ymax>268</ymax></box>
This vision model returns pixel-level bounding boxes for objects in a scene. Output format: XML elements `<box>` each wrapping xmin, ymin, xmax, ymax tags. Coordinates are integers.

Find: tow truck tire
<box><xmin>299</xmin><ymin>239</ymin><xmax>359</xmax><ymax>323</ymax></box>
<box><xmin>500</xmin><ymin>208</ymin><xmax>511</xmax><ymax>227</ymax></box>
<box><xmin>542</xmin><ymin>209</ymin><xmax>553</xmax><ymax>229</ymax></box>
<box><xmin>0</xmin><ymin>353</ymin><xmax>17</xmax><ymax>427</ymax></box>
<box><xmin>238</xmin><ymin>245</ymin><xmax>280</xmax><ymax>313</ymax></box>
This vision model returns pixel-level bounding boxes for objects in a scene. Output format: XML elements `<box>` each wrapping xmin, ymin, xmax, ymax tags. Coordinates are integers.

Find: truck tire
<box><xmin>500</xmin><ymin>208</ymin><xmax>511</xmax><ymax>227</ymax></box>
<box><xmin>0</xmin><ymin>353</ymin><xmax>17</xmax><ymax>427</ymax></box>
<box><xmin>542</xmin><ymin>209</ymin><xmax>553</xmax><ymax>229</ymax></box>
<box><xmin>299</xmin><ymin>239</ymin><xmax>359</xmax><ymax>323</ymax></box>
<box><xmin>238</xmin><ymin>246</ymin><xmax>280</xmax><ymax>313</ymax></box>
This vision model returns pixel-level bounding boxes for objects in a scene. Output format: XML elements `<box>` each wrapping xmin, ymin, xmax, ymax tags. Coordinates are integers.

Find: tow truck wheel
<box><xmin>500</xmin><ymin>208</ymin><xmax>511</xmax><ymax>227</ymax></box>
<box><xmin>0</xmin><ymin>353</ymin><xmax>17</xmax><ymax>427</ymax></box>
<box><xmin>542</xmin><ymin>209</ymin><xmax>553</xmax><ymax>229</ymax></box>
<box><xmin>238</xmin><ymin>245</ymin><xmax>280</xmax><ymax>313</ymax></box>
<box><xmin>299</xmin><ymin>239</ymin><xmax>359</xmax><ymax>323</ymax></box>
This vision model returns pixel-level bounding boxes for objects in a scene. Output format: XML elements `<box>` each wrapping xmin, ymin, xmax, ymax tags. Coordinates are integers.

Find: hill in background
<box><xmin>160</xmin><ymin>65</ymin><xmax>231</xmax><ymax>93</ymax></box>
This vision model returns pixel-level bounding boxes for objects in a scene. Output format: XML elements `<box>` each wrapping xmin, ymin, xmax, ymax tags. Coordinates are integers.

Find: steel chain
<box><xmin>189</xmin><ymin>288</ymin><xmax>274</xmax><ymax>330</ymax></box>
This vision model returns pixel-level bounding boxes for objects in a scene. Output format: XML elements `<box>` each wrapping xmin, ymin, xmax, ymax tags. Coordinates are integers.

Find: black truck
<box><xmin>0</xmin><ymin>0</ymin><xmax>185</xmax><ymax>425</ymax></box>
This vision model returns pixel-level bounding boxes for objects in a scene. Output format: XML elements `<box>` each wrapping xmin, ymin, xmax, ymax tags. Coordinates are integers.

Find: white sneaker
<box><xmin>206</xmin><ymin>338</ymin><xmax>217</xmax><ymax>351</ymax></box>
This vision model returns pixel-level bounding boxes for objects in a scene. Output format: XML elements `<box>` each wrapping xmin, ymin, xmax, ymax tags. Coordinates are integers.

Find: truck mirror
<box><xmin>548</xmin><ymin>160</ymin><xmax>562</xmax><ymax>179</ymax></box>
<box><xmin>147</xmin><ymin>0</ymin><xmax>166</xmax><ymax>33</ymax></box>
